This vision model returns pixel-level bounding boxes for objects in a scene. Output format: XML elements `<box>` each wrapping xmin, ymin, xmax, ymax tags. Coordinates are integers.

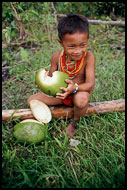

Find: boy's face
<box><xmin>58</xmin><ymin>32</ymin><xmax>88</xmax><ymax>61</ymax></box>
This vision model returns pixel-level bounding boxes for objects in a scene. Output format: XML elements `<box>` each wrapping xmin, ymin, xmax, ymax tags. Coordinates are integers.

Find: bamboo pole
<box><xmin>2</xmin><ymin>99</ymin><xmax>125</xmax><ymax>122</ymax></box>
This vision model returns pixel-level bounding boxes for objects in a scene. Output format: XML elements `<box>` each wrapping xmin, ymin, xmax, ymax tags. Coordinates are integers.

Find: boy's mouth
<box><xmin>72</xmin><ymin>54</ymin><xmax>82</xmax><ymax>60</ymax></box>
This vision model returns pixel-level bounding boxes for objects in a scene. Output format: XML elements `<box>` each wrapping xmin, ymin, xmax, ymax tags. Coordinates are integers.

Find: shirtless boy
<box><xmin>27</xmin><ymin>14</ymin><xmax>95</xmax><ymax>138</ymax></box>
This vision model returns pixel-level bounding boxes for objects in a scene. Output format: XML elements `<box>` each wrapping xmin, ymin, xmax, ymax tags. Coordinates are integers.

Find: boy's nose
<box><xmin>73</xmin><ymin>48</ymin><xmax>82</xmax><ymax>54</ymax></box>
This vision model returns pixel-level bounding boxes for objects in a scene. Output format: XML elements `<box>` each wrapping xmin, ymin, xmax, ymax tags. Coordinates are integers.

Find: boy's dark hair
<box><xmin>57</xmin><ymin>14</ymin><xmax>89</xmax><ymax>41</ymax></box>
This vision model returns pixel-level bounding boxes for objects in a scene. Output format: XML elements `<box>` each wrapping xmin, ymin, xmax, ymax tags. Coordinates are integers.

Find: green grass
<box><xmin>2</xmin><ymin>20</ymin><xmax>125</xmax><ymax>188</ymax></box>
<box><xmin>2</xmin><ymin>112</ymin><xmax>125</xmax><ymax>188</ymax></box>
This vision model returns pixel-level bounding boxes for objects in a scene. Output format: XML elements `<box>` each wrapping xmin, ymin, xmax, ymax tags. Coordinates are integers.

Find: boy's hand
<box><xmin>56</xmin><ymin>79</ymin><xmax>76</xmax><ymax>99</ymax></box>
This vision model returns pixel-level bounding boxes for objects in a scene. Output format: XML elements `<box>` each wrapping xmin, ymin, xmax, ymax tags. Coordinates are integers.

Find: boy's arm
<box><xmin>78</xmin><ymin>51</ymin><xmax>95</xmax><ymax>92</ymax></box>
<box><xmin>48</xmin><ymin>51</ymin><xmax>60</xmax><ymax>77</ymax></box>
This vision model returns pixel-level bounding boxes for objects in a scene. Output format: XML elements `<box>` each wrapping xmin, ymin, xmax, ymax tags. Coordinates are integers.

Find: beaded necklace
<box><xmin>65</xmin><ymin>55</ymin><xmax>77</xmax><ymax>73</ymax></box>
<box><xmin>60</xmin><ymin>50</ymin><xmax>87</xmax><ymax>78</ymax></box>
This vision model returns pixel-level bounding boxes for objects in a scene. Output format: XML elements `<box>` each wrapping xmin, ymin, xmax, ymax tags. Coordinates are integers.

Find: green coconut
<box><xmin>35</xmin><ymin>69</ymin><xmax>69</xmax><ymax>97</ymax></box>
<box><xmin>13</xmin><ymin>122</ymin><xmax>46</xmax><ymax>144</ymax></box>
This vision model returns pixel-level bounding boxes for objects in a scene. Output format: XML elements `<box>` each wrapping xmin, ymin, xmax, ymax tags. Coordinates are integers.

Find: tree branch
<box><xmin>57</xmin><ymin>14</ymin><xmax>125</xmax><ymax>27</ymax></box>
<box><xmin>10</xmin><ymin>2</ymin><xmax>32</xmax><ymax>40</ymax></box>
<box><xmin>51</xmin><ymin>2</ymin><xmax>58</xmax><ymax>26</ymax></box>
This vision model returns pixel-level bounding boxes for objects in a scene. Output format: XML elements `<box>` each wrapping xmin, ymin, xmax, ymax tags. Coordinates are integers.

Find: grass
<box><xmin>2</xmin><ymin>19</ymin><xmax>125</xmax><ymax>188</ymax></box>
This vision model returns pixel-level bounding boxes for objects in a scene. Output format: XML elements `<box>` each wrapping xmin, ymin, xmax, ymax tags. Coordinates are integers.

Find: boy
<box><xmin>27</xmin><ymin>14</ymin><xmax>95</xmax><ymax>138</ymax></box>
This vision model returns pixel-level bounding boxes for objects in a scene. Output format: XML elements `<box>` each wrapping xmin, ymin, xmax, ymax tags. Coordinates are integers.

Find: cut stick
<box><xmin>2</xmin><ymin>99</ymin><xmax>125</xmax><ymax>122</ymax></box>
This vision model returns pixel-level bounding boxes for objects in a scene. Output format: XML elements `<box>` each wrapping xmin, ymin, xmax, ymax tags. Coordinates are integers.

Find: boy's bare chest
<box><xmin>72</xmin><ymin>62</ymin><xmax>86</xmax><ymax>84</ymax></box>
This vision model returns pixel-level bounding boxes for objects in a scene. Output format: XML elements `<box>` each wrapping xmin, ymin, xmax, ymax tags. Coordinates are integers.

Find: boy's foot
<box><xmin>66</xmin><ymin>120</ymin><xmax>78</xmax><ymax>138</ymax></box>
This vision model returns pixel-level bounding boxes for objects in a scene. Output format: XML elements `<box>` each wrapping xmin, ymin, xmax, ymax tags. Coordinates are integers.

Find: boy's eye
<box><xmin>68</xmin><ymin>44</ymin><xmax>87</xmax><ymax>48</ymax></box>
<box><xmin>68</xmin><ymin>45</ymin><xmax>75</xmax><ymax>48</ymax></box>
<box><xmin>80</xmin><ymin>44</ymin><xmax>87</xmax><ymax>48</ymax></box>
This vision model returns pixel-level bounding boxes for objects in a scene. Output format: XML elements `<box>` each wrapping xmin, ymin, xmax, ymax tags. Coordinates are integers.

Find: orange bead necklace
<box><xmin>60</xmin><ymin>50</ymin><xmax>87</xmax><ymax>78</ymax></box>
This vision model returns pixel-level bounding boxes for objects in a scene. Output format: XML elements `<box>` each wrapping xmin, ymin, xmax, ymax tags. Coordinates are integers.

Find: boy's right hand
<box><xmin>56</xmin><ymin>79</ymin><xmax>76</xmax><ymax>99</ymax></box>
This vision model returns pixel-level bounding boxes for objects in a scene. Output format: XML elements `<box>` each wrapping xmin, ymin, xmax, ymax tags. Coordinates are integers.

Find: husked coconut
<box><xmin>35</xmin><ymin>69</ymin><xmax>69</xmax><ymax>97</ymax></box>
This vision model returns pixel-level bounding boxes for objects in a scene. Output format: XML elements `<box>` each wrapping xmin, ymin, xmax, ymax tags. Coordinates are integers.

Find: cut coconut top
<box><xmin>21</xmin><ymin>119</ymin><xmax>43</xmax><ymax>124</ymax></box>
<box><xmin>29</xmin><ymin>100</ymin><xmax>52</xmax><ymax>123</ymax></box>
<box><xmin>39</xmin><ymin>69</ymin><xmax>59</xmax><ymax>85</ymax></box>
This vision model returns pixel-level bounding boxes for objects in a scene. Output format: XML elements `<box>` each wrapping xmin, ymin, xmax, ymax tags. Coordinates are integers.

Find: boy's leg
<box><xmin>66</xmin><ymin>91</ymin><xmax>90</xmax><ymax>137</ymax></box>
<box><xmin>73</xmin><ymin>91</ymin><xmax>90</xmax><ymax>120</ymax></box>
<box><xmin>27</xmin><ymin>92</ymin><xmax>63</xmax><ymax>106</ymax></box>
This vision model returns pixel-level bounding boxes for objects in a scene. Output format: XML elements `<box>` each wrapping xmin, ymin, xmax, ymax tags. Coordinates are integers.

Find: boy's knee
<box><xmin>73</xmin><ymin>92</ymin><xmax>90</xmax><ymax>109</ymax></box>
<box><xmin>27</xmin><ymin>93</ymin><xmax>40</xmax><ymax>106</ymax></box>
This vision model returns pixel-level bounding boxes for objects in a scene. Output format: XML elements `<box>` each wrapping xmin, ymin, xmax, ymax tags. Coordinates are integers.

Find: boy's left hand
<box><xmin>56</xmin><ymin>79</ymin><xmax>76</xmax><ymax>99</ymax></box>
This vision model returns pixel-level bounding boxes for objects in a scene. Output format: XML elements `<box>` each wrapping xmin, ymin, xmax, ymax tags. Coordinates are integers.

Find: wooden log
<box><xmin>2</xmin><ymin>99</ymin><xmax>125</xmax><ymax>122</ymax></box>
<box><xmin>57</xmin><ymin>14</ymin><xmax>125</xmax><ymax>27</ymax></box>
<box><xmin>87</xmin><ymin>20</ymin><xmax>125</xmax><ymax>27</ymax></box>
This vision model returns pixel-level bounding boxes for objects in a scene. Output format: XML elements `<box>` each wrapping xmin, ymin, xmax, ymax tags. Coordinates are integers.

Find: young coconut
<box><xmin>13</xmin><ymin>100</ymin><xmax>51</xmax><ymax>144</ymax></box>
<box><xmin>13</xmin><ymin>122</ymin><xmax>46</xmax><ymax>144</ymax></box>
<box><xmin>35</xmin><ymin>68</ymin><xmax>69</xmax><ymax>97</ymax></box>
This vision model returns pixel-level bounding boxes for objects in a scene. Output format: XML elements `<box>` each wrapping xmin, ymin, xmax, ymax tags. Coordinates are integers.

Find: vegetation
<box><xmin>2</xmin><ymin>2</ymin><xmax>125</xmax><ymax>188</ymax></box>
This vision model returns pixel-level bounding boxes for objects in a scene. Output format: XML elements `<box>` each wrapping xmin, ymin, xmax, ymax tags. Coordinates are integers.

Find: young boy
<box><xmin>27</xmin><ymin>14</ymin><xmax>95</xmax><ymax>138</ymax></box>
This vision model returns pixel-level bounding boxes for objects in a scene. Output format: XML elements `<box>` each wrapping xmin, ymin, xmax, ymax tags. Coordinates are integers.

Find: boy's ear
<box><xmin>57</xmin><ymin>38</ymin><xmax>63</xmax><ymax>47</ymax></box>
